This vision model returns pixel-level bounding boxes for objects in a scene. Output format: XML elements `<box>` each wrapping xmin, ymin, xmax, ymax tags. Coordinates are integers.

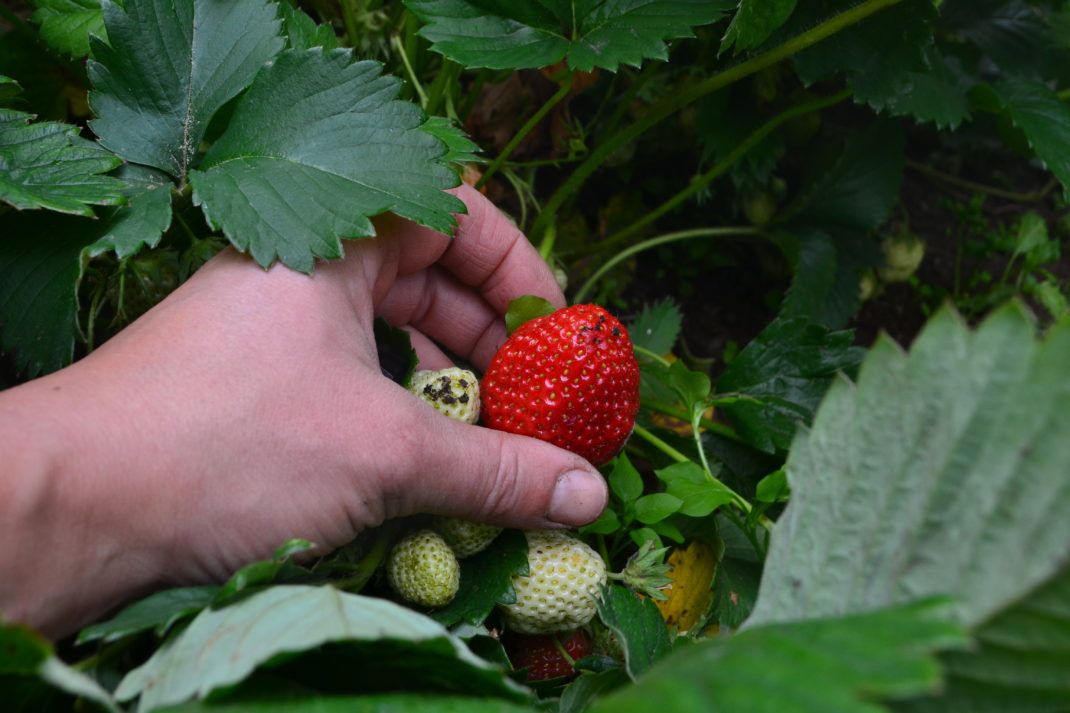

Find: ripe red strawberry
<box><xmin>481</xmin><ymin>304</ymin><xmax>640</xmax><ymax>466</ymax></box>
<box><xmin>504</xmin><ymin>628</ymin><xmax>593</xmax><ymax>682</ymax></box>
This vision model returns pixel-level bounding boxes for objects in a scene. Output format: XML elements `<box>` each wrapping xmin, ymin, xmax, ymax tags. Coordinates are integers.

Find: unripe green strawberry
<box><xmin>498</xmin><ymin>530</ymin><xmax>607</xmax><ymax>635</ymax></box>
<box><xmin>432</xmin><ymin>516</ymin><xmax>502</xmax><ymax>559</ymax></box>
<box><xmin>878</xmin><ymin>233</ymin><xmax>926</xmax><ymax>283</ymax></box>
<box><xmin>481</xmin><ymin>304</ymin><xmax>640</xmax><ymax>466</ymax></box>
<box><xmin>407</xmin><ymin>368</ymin><xmax>480</xmax><ymax>424</ymax></box>
<box><xmin>387</xmin><ymin>530</ymin><xmax>460</xmax><ymax>608</ymax></box>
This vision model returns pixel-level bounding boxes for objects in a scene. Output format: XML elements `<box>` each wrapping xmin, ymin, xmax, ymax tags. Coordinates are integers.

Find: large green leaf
<box><xmin>716</xmin><ymin>316</ymin><xmax>864</xmax><ymax>453</ymax></box>
<box><xmin>990</xmin><ymin>79</ymin><xmax>1070</xmax><ymax>199</ymax></box>
<box><xmin>587</xmin><ymin>600</ymin><xmax>965</xmax><ymax>713</ymax></box>
<box><xmin>30</xmin><ymin>0</ymin><xmax>106</xmax><ymax>58</ymax></box>
<box><xmin>115</xmin><ymin>585</ymin><xmax>526</xmax><ymax>712</ymax></box>
<box><xmin>0</xmin><ymin>211</ymin><xmax>94</xmax><ymax>376</ymax></box>
<box><xmin>720</xmin><ymin>0</ymin><xmax>796</xmax><ymax>54</ymax></box>
<box><xmin>749</xmin><ymin>303</ymin><xmax>1070</xmax><ymax>630</ymax></box>
<box><xmin>85</xmin><ymin>163</ymin><xmax>174</xmax><ymax>259</ymax></box>
<box><xmin>898</xmin><ymin>569</ymin><xmax>1070</xmax><ymax>713</ymax></box>
<box><xmin>405</xmin><ymin>0</ymin><xmax>734</xmax><ymax>72</ymax></box>
<box><xmin>76</xmin><ymin>585</ymin><xmax>220</xmax><ymax>645</ymax></box>
<box><xmin>791</xmin><ymin>0</ymin><xmax>936</xmax><ymax>112</ymax></box>
<box><xmin>190</xmin><ymin>48</ymin><xmax>463</xmax><ymax>273</ymax></box>
<box><xmin>88</xmin><ymin>0</ymin><xmax>284</xmax><ymax>178</ymax></box>
<box><xmin>0</xmin><ymin>108</ymin><xmax>124</xmax><ymax>216</ymax></box>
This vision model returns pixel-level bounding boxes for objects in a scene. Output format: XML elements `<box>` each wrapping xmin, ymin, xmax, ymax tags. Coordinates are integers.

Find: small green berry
<box><xmin>387</xmin><ymin>530</ymin><xmax>460</xmax><ymax>608</ymax></box>
<box><xmin>407</xmin><ymin>368</ymin><xmax>480</xmax><ymax>424</ymax></box>
<box><xmin>433</xmin><ymin>516</ymin><xmax>502</xmax><ymax>558</ymax></box>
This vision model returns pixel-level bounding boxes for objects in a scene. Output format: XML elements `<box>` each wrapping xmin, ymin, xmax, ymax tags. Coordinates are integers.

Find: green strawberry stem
<box><xmin>632</xmin><ymin>424</ymin><xmax>772</xmax><ymax>531</ymax></box>
<box><xmin>572</xmin><ymin>227</ymin><xmax>762</xmax><ymax>304</ymax></box>
<box><xmin>329</xmin><ymin>521</ymin><xmax>401</xmax><ymax>593</ymax></box>
<box><xmin>551</xmin><ymin>633</ymin><xmax>578</xmax><ymax>665</ymax></box>
<box><xmin>477</xmin><ymin>71</ymin><xmax>575</xmax><ymax>190</ymax></box>
<box><xmin>578</xmin><ymin>89</ymin><xmax>853</xmax><ymax>260</ymax></box>
<box><xmin>640</xmin><ymin>395</ymin><xmax>745</xmax><ymax>443</ymax></box>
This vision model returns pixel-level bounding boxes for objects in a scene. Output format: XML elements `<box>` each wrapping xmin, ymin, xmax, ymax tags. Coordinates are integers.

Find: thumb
<box><xmin>401</xmin><ymin>412</ymin><xmax>609</xmax><ymax>529</ymax></box>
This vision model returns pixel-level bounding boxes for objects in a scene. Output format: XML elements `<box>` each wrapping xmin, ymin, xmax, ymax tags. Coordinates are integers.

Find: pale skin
<box><xmin>0</xmin><ymin>185</ymin><xmax>608</xmax><ymax>639</ymax></box>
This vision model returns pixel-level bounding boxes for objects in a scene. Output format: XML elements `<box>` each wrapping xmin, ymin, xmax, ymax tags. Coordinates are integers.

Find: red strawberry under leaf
<box><xmin>481</xmin><ymin>304</ymin><xmax>640</xmax><ymax>466</ymax></box>
<box><xmin>504</xmin><ymin>628</ymin><xmax>593</xmax><ymax>682</ymax></box>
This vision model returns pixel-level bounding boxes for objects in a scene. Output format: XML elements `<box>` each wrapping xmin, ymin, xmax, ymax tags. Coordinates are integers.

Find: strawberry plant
<box><xmin>4</xmin><ymin>1</ymin><xmax>1070</xmax><ymax>712</ymax></box>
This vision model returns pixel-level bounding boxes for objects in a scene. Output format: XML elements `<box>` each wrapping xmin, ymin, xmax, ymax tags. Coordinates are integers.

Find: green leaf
<box><xmin>0</xmin><ymin>108</ymin><xmax>124</xmax><ymax>215</ymax></box>
<box><xmin>190</xmin><ymin>49</ymin><xmax>464</xmax><ymax>273</ymax></box>
<box><xmin>421</xmin><ymin>116</ymin><xmax>481</xmax><ymax>165</ymax></box>
<box><xmin>784</xmin><ymin>119</ymin><xmax>905</xmax><ymax>232</ymax></box>
<box><xmin>88</xmin><ymin>0</ymin><xmax>284</xmax><ymax>178</ymax></box>
<box><xmin>608</xmin><ymin>453</ymin><xmax>644</xmax><ymax>504</ymax></box>
<box><xmin>749</xmin><ymin>303</ymin><xmax>1070</xmax><ymax>630</ymax></box>
<box><xmin>504</xmin><ymin>294</ymin><xmax>555</xmax><ymax>335</ymax></box>
<box><xmin>559</xmin><ymin>669</ymin><xmax>631</xmax><ymax>713</ymax></box>
<box><xmin>713</xmin><ymin>556</ymin><xmax>762</xmax><ymax>630</ymax></box>
<box><xmin>666</xmin><ymin>360</ymin><xmax>710</xmax><ymax>412</ymax></box>
<box><xmin>629</xmin><ymin>299</ymin><xmax>682</xmax><ymax>357</ymax></box>
<box><xmin>406</xmin><ymin>0</ymin><xmax>734</xmax><ymax>72</ymax></box>
<box><xmin>76</xmin><ymin>585</ymin><xmax>220</xmax><ymax>645</ymax></box>
<box><xmin>755</xmin><ymin>468</ymin><xmax>789</xmax><ymax>503</ymax></box>
<box><xmin>85</xmin><ymin>163</ymin><xmax>174</xmax><ymax>258</ymax></box>
<box><xmin>716</xmin><ymin>316</ymin><xmax>864</xmax><ymax>453</ymax></box>
<box><xmin>431</xmin><ymin>529</ymin><xmax>529</xmax><ymax>627</ymax></box>
<box><xmin>596</xmin><ymin>585</ymin><xmax>673</xmax><ymax>680</ymax></box>
<box><xmin>0</xmin><ymin>211</ymin><xmax>94</xmax><ymax>376</ymax></box>
<box><xmin>0</xmin><ymin>75</ymin><xmax>22</xmax><ymax>106</ymax></box>
<box><xmin>939</xmin><ymin>0</ymin><xmax>1052</xmax><ymax>78</ymax></box>
<box><xmin>158</xmin><ymin>694</ymin><xmax>536</xmax><ymax>713</ymax></box>
<box><xmin>588</xmin><ymin>600</ymin><xmax>966</xmax><ymax>713</ymax></box>
<box><xmin>791</xmin><ymin>0</ymin><xmax>936</xmax><ymax>112</ymax></box>
<box><xmin>634</xmin><ymin>493</ymin><xmax>682</xmax><ymax>524</ymax></box>
<box><xmin>898</xmin><ymin>568</ymin><xmax>1070</xmax><ymax>713</ymax></box>
<box><xmin>30</xmin><ymin>0</ymin><xmax>105</xmax><ymax>58</ymax></box>
<box><xmin>656</xmin><ymin>462</ymin><xmax>735</xmax><ymax>517</ymax></box>
<box><xmin>1</xmin><ymin>623</ymin><xmax>121</xmax><ymax>712</ymax></box>
<box><xmin>991</xmin><ymin>79</ymin><xmax>1070</xmax><ymax>199</ymax></box>
<box><xmin>721</xmin><ymin>0</ymin><xmax>797</xmax><ymax>54</ymax></box>
<box><xmin>212</xmin><ymin>539</ymin><xmax>315</xmax><ymax>605</ymax></box>
<box><xmin>278</xmin><ymin>1</ymin><xmax>339</xmax><ymax>51</ymax></box>
<box><xmin>581</xmin><ymin>506</ymin><xmax>622</xmax><ymax>535</ymax></box>
<box><xmin>115</xmin><ymin>585</ymin><xmax>526</xmax><ymax>712</ymax></box>
<box><xmin>886</xmin><ymin>48</ymin><xmax>972</xmax><ymax>130</ymax></box>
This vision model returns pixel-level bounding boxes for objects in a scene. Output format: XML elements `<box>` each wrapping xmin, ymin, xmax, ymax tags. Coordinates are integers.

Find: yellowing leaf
<box><xmin>654</xmin><ymin>541</ymin><xmax>717</xmax><ymax>632</ymax></box>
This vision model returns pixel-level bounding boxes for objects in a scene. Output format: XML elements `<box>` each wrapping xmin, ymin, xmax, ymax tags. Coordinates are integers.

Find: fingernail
<box><xmin>547</xmin><ymin>469</ymin><xmax>607</xmax><ymax>526</ymax></box>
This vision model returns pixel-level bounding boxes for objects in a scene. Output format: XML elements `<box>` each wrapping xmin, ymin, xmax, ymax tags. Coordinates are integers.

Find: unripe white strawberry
<box><xmin>498</xmin><ymin>530</ymin><xmax>607</xmax><ymax>635</ymax></box>
<box><xmin>387</xmin><ymin>530</ymin><xmax>460</xmax><ymax>608</ymax></box>
<box><xmin>407</xmin><ymin>368</ymin><xmax>480</xmax><ymax>424</ymax></box>
<box><xmin>433</xmin><ymin>516</ymin><xmax>502</xmax><ymax>559</ymax></box>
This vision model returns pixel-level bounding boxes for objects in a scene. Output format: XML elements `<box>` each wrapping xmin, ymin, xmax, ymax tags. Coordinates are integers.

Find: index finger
<box><xmin>439</xmin><ymin>184</ymin><xmax>566</xmax><ymax>314</ymax></box>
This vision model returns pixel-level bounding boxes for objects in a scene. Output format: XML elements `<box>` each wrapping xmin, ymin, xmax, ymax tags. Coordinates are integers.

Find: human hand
<box><xmin>0</xmin><ymin>185</ymin><xmax>607</xmax><ymax>638</ymax></box>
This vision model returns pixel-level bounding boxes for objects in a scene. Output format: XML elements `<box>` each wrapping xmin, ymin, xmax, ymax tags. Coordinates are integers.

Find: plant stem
<box><xmin>329</xmin><ymin>522</ymin><xmax>400</xmax><ymax>593</ymax></box>
<box><xmin>633</xmin><ymin>424</ymin><xmax>691</xmax><ymax>463</ymax></box>
<box><xmin>642</xmin><ymin>399</ymin><xmax>742</xmax><ymax>443</ymax></box>
<box><xmin>339</xmin><ymin>0</ymin><xmax>362</xmax><ymax>50</ymax></box>
<box><xmin>424</xmin><ymin>58</ymin><xmax>461</xmax><ymax>118</ymax></box>
<box><xmin>392</xmin><ymin>34</ymin><xmax>428</xmax><ymax>108</ymax></box>
<box><xmin>476</xmin><ymin>73</ymin><xmax>575</xmax><ymax>189</ymax></box>
<box><xmin>633</xmin><ymin>345</ymin><xmax>672</xmax><ymax>368</ymax></box>
<box><xmin>581</xmin><ymin>88</ymin><xmax>853</xmax><ymax>258</ymax></box>
<box><xmin>572</xmin><ymin>226</ymin><xmax>760</xmax><ymax>304</ymax></box>
<box><xmin>906</xmin><ymin>158</ymin><xmax>1059</xmax><ymax>203</ymax></box>
<box><xmin>529</xmin><ymin>0</ymin><xmax>905</xmax><ymax>242</ymax></box>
